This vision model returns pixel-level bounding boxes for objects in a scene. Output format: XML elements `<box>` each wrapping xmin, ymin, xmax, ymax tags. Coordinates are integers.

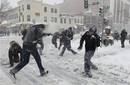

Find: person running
<box><xmin>10</xmin><ymin>24</ymin><xmax>51</xmax><ymax>78</ymax></box>
<box><xmin>78</xmin><ymin>25</ymin><xmax>100</xmax><ymax>78</ymax></box>
<box><xmin>59</xmin><ymin>27</ymin><xmax>77</xmax><ymax>56</ymax></box>
<box><xmin>120</xmin><ymin>29</ymin><xmax>127</xmax><ymax>48</ymax></box>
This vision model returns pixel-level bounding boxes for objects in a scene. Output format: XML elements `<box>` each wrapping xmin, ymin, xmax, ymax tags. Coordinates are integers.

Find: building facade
<box><xmin>5</xmin><ymin>7</ymin><xmax>19</xmax><ymax>27</ymax></box>
<box><xmin>109</xmin><ymin>0</ymin><xmax>130</xmax><ymax>32</ymax></box>
<box><xmin>5</xmin><ymin>0</ymin><xmax>83</xmax><ymax>33</ymax></box>
<box><xmin>60</xmin><ymin>0</ymin><xmax>130</xmax><ymax>32</ymax></box>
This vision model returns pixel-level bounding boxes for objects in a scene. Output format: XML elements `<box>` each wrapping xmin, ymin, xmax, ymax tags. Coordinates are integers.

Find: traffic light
<box><xmin>84</xmin><ymin>0</ymin><xmax>88</xmax><ymax>9</ymax></box>
<box><xmin>99</xmin><ymin>8</ymin><xmax>103</xmax><ymax>14</ymax></box>
<box><xmin>99</xmin><ymin>8</ymin><xmax>103</xmax><ymax>16</ymax></box>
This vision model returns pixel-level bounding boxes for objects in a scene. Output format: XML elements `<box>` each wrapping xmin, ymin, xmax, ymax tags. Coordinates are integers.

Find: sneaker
<box><xmin>85</xmin><ymin>72</ymin><xmax>92</xmax><ymax>78</ymax></box>
<box><xmin>40</xmin><ymin>71</ymin><xmax>49</xmax><ymax>76</ymax></box>
<box><xmin>91</xmin><ymin>65</ymin><xmax>98</xmax><ymax>70</ymax></box>
<box><xmin>73</xmin><ymin>52</ymin><xmax>77</xmax><ymax>55</ymax></box>
<box><xmin>10</xmin><ymin>70</ymin><xmax>16</xmax><ymax>79</ymax></box>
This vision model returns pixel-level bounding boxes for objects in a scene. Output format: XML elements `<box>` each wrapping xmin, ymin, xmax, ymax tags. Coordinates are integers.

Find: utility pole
<box><xmin>83</xmin><ymin>0</ymin><xmax>99</xmax><ymax>26</ymax></box>
<box><xmin>99</xmin><ymin>7</ymin><xmax>105</xmax><ymax>34</ymax></box>
<box><xmin>99</xmin><ymin>6</ymin><xmax>105</xmax><ymax>47</ymax></box>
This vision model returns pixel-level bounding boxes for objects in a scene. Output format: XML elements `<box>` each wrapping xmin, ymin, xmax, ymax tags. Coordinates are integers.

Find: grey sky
<box><xmin>8</xmin><ymin>0</ymin><xmax>63</xmax><ymax>8</ymax></box>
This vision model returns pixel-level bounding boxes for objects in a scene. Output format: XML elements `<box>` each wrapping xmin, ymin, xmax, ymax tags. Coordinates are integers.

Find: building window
<box><xmin>60</xmin><ymin>18</ymin><xmax>63</xmax><ymax>23</ymax></box>
<box><xmin>75</xmin><ymin>18</ymin><xmax>77</xmax><ymax>23</ymax></box>
<box><xmin>16</xmin><ymin>14</ymin><xmax>18</xmax><ymax>19</ymax></box>
<box><xmin>44</xmin><ymin>7</ymin><xmax>47</xmax><ymax>12</ymax></box>
<box><xmin>51</xmin><ymin>17</ymin><xmax>54</xmax><ymax>22</ymax></box>
<box><xmin>81</xmin><ymin>18</ymin><xmax>83</xmax><ymax>24</ymax></box>
<box><xmin>22</xmin><ymin>15</ymin><xmax>24</xmax><ymax>21</ymax></box>
<box><xmin>69</xmin><ymin>19</ymin><xmax>71</xmax><ymax>24</ymax></box>
<box><xmin>27</xmin><ymin>15</ymin><xmax>31</xmax><ymax>21</ymax></box>
<box><xmin>27</xmin><ymin>4</ymin><xmax>30</xmax><ymax>10</ymax></box>
<box><xmin>55</xmin><ymin>17</ymin><xmax>57</xmax><ymax>23</ymax></box>
<box><xmin>44</xmin><ymin>16</ymin><xmax>47</xmax><ymax>22</ymax></box>
<box><xmin>19</xmin><ymin>16</ymin><xmax>21</xmax><ymax>22</ymax></box>
<box><xmin>20</xmin><ymin>12</ymin><xmax>23</xmax><ymax>15</ymax></box>
<box><xmin>19</xmin><ymin>6</ymin><xmax>21</xmax><ymax>12</ymax></box>
<box><xmin>51</xmin><ymin>8</ymin><xmax>54</xmax><ymax>13</ymax></box>
<box><xmin>64</xmin><ymin>18</ymin><xmax>66</xmax><ymax>24</ymax></box>
<box><xmin>35</xmin><ymin>12</ymin><xmax>40</xmax><ymax>16</ymax></box>
<box><xmin>22</xmin><ymin>5</ymin><xmax>24</xmax><ymax>11</ymax></box>
<box><xmin>55</xmin><ymin>9</ymin><xmax>57</xmax><ymax>13</ymax></box>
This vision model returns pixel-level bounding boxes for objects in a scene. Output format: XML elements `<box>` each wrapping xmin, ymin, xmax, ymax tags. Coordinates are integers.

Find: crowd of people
<box><xmin>6</xmin><ymin>24</ymin><xmax>129</xmax><ymax>79</ymax></box>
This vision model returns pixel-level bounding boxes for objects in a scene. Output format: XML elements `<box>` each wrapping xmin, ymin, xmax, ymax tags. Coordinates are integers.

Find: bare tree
<box><xmin>0</xmin><ymin>0</ymin><xmax>10</xmax><ymax>24</ymax></box>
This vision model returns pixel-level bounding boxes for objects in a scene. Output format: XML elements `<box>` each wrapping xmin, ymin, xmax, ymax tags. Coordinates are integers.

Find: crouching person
<box><xmin>78</xmin><ymin>26</ymin><xmax>100</xmax><ymax>78</ymax></box>
<box><xmin>8</xmin><ymin>41</ymin><xmax>22</xmax><ymax>67</ymax></box>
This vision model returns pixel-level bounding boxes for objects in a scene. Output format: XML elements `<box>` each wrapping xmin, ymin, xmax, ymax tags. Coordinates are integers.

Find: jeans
<box><xmin>84</xmin><ymin>51</ymin><xmax>96</xmax><ymax>73</ymax></box>
<box><xmin>60</xmin><ymin>41</ymin><xmax>77</xmax><ymax>56</ymax></box>
<box><xmin>11</xmin><ymin>44</ymin><xmax>45</xmax><ymax>74</ymax></box>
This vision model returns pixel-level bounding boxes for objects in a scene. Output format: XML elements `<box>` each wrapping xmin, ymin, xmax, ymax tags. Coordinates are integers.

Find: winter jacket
<box><xmin>23</xmin><ymin>25</ymin><xmax>51</xmax><ymax>45</ymax></box>
<box><xmin>120</xmin><ymin>30</ymin><xmax>127</xmax><ymax>39</ymax></box>
<box><xmin>61</xmin><ymin>29</ymin><xmax>74</xmax><ymax>45</ymax></box>
<box><xmin>52</xmin><ymin>32</ymin><xmax>60</xmax><ymax>44</ymax></box>
<box><xmin>62</xmin><ymin>29</ymin><xmax>73</xmax><ymax>40</ymax></box>
<box><xmin>79</xmin><ymin>31</ymin><xmax>100</xmax><ymax>51</ymax></box>
<box><xmin>9</xmin><ymin>42</ymin><xmax>22</xmax><ymax>56</ymax></box>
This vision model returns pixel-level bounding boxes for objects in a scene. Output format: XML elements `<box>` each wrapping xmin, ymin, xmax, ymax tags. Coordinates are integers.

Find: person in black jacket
<box><xmin>78</xmin><ymin>26</ymin><xmax>100</xmax><ymax>78</ymax></box>
<box><xmin>120</xmin><ymin>29</ymin><xmax>127</xmax><ymax>48</ymax></box>
<box><xmin>8</xmin><ymin>41</ymin><xmax>22</xmax><ymax>67</ymax></box>
<box><xmin>59</xmin><ymin>27</ymin><xmax>77</xmax><ymax>56</ymax></box>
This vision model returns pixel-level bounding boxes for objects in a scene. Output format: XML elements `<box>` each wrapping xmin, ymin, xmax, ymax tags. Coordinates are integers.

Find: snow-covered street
<box><xmin>0</xmin><ymin>35</ymin><xmax>130</xmax><ymax>85</ymax></box>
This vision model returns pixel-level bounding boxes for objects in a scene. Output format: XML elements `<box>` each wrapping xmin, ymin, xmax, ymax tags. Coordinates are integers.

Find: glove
<box><xmin>78</xmin><ymin>46</ymin><xmax>82</xmax><ymax>50</ymax></box>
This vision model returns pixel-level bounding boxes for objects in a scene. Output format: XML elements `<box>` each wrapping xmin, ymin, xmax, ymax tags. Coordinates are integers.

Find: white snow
<box><xmin>0</xmin><ymin>34</ymin><xmax>130</xmax><ymax>85</ymax></box>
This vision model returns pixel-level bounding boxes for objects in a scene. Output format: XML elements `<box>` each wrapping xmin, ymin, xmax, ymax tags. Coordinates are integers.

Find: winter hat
<box><xmin>10</xmin><ymin>41</ymin><xmax>16</xmax><ymax>46</ymax></box>
<box><xmin>89</xmin><ymin>25</ymin><xmax>97</xmax><ymax>33</ymax></box>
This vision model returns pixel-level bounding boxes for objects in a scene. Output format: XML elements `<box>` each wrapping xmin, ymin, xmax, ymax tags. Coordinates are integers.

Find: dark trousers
<box><xmin>121</xmin><ymin>38</ymin><xmax>126</xmax><ymax>48</ymax></box>
<box><xmin>60</xmin><ymin>42</ymin><xmax>76</xmax><ymax>56</ymax></box>
<box><xmin>11</xmin><ymin>44</ymin><xmax>45</xmax><ymax>74</ymax></box>
<box><xmin>52</xmin><ymin>41</ymin><xmax>57</xmax><ymax>48</ymax></box>
<box><xmin>84</xmin><ymin>51</ymin><xmax>96</xmax><ymax>73</ymax></box>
